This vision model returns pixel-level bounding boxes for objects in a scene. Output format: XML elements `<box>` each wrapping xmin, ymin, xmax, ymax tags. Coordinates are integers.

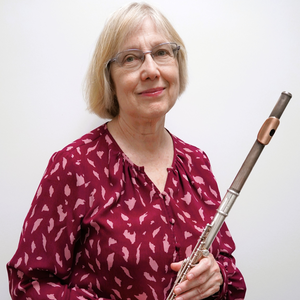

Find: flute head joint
<box><xmin>257</xmin><ymin>117</ymin><xmax>280</xmax><ymax>145</ymax></box>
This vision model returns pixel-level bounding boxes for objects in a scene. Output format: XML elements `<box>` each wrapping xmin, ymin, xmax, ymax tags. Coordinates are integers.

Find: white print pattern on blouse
<box><xmin>7</xmin><ymin>124</ymin><xmax>246</xmax><ymax>300</ymax></box>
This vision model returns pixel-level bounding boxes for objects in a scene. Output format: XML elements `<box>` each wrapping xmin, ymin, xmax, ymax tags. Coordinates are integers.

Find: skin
<box><xmin>171</xmin><ymin>254</ymin><xmax>223</xmax><ymax>300</ymax></box>
<box><xmin>107</xmin><ymin>17</ymin><xmax>223</xmax><ymax>299</ymax></box>
<box><xmin>108</xmin><ymin>17</ymin><xmax>179</xmax><ymax>192</ymax></box>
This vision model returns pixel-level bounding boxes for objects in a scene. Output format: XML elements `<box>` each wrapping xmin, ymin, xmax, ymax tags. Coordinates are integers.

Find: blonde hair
<box><xmin>85</xmin><ymin>2</ymin><xmax>188</xmax><ymax>119</ymax></box>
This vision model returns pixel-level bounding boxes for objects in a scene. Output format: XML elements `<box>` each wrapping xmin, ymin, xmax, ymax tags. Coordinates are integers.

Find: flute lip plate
<box><xmin>257</xmin><ymin>117</ymin><xmax>280</xmax><ymax>145</ymax></box>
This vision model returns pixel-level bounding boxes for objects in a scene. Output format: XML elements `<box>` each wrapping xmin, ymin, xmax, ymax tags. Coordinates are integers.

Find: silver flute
<box><xmin>166</xmin><ymin>91</ymin><xmax>292</xmax><ymax>300</ymax></box>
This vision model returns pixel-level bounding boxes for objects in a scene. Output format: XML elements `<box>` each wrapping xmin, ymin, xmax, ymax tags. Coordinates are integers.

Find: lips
<box><xmin>139</xmin><ymin>87</ymin><xmax>165</xmax><ymax>95</ymax></box>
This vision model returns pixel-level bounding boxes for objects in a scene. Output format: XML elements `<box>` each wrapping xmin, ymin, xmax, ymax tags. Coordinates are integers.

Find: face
<box><xmin>110</xmin><ymin>17</ymin><xmax>180</xmax><ymax>123</ymax></box>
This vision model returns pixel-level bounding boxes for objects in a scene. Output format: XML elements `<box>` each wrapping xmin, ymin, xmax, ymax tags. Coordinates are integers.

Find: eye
<box><xmin>123</xmin><ymin>55</ymin><xmax>137</xmax><ymax>63</ymax></box>
<box><xmin>119</xmin><ymin>50</ymin><xmax>142</xmax><ymax>66</ymax></box>
<box><xmin>154</xmin><ymin>49</ymin><xmax>170</xmax><ymax>57</ymax></box>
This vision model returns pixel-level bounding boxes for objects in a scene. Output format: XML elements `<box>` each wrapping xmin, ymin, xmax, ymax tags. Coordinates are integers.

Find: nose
<box><xmin>140</xmin><ymin>53</ymin><xmax>160</xmax><ymax>80</ymax></box>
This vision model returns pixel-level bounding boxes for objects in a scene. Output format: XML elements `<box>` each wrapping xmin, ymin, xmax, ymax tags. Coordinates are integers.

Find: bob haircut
<box><xmin>85</xmin><ymin>2</ymin><xmax>188</xmax><ymax>119</ymax></box>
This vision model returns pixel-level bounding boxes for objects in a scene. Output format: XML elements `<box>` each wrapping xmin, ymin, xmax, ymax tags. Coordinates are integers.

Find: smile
<box><xmin>139</xmin><ymin>87</ymin><xmax>165</xmax><ymax>96</ymax></box>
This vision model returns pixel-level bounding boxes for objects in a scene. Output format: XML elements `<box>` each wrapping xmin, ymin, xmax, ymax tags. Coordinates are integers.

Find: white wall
<box><xmin>1</xmin><ymin>0</ymin><xmax>299</xmax><ymax>299</ymax></box>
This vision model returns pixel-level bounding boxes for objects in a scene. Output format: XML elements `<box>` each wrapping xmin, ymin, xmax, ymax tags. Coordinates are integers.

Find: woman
<box><xmin>7</xmin><ymin>2</ymin><xmax>246</xmax><ymax>300</ymax></box>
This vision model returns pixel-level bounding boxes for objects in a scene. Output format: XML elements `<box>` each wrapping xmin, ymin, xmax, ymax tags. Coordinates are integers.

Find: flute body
<box><xmin>166</xmin><ymin>91</ymin><xmax>292</xmax><ymax>300</ymax></box>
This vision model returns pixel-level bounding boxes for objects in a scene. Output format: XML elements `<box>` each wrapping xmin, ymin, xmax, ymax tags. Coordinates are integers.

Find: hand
<box><xmin>170</xmin><ymin>254</ymin><xmax>223</xmax><ymax>300</ymax></box>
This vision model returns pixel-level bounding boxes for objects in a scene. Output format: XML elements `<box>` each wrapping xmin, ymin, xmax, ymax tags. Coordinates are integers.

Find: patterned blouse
<box><xmin>7</xmin><ymin>123</ymin><xmax>246</xmax><ymax>300</ymax></box>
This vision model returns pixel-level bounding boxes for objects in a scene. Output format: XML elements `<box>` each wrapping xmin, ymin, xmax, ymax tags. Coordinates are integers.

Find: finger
<box><xmin>174</xmin><ymin>273</ymin><xmax>222</xmax><ymax>300</ymax></box>
<box><xmin>174</xmin><ymin>271</ymin><xmax>209</xmax><ymax>295</ymax></box>
<box><xmin>174</xmin><ymin>256</ymin><xmax>222</xmax><ymax>298</ymax></box>
<box><xmin>185</xmin><ymin>282</ymin><xmax>221</xmax><ymax>300</ymax></box>
<box><xmin>186</xmin><ymin>254</ymin><xmax>216</xmax><ymax>280</ymax></box>
<box><xmin>170</xmin><ymin>261</ymin><xmax>182</xmax><ymax>272</ymax></box>
<box><xmin>173</xmin><ymin>257</ymin><xmax>212</xmax><ymax>295</ymax></box>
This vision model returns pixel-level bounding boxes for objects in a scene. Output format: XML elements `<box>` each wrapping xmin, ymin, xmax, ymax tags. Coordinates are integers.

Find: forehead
<box><xmin>119</xmin><ymin>17</ymin><xmax>169</xmax><ymax>50</ymax></box>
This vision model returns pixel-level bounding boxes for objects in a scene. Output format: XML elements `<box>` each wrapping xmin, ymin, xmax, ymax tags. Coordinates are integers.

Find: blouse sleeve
<box><xmin>6</xmin><ymin>151</ymin><xmax>111</xmax><ymax>300</ymax></box>
<box><xmin>214</xmin><ymin>223</ymin><xmax>246</xmax><ymax>300</ymax></box>
<box><xmin>201</xmin><ymin>151</ymin><xmax>246</xmax><ymax>299</ymax></box>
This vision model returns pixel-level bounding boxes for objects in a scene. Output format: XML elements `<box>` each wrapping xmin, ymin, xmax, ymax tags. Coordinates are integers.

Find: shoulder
<box><xmin>170</xmin><ymin>131</ymin><xmax>221</xmax><ymax>204</ymax></box>
<box><xmin>170</xmin><ymin>132</ymin><xmax>212</xmax><ymax>170</ymax></box>
<box><xmin>60</xmin><ymin>123</ymin><xmax>108</xmax><ymax>154</ymax></box>
<box><xmin>44</xmin><ymin>123</ymin><xmax>110</xmax><ymax>177</ymax></box>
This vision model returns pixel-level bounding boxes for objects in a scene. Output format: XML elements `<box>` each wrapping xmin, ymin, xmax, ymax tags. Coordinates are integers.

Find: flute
<box><xmin>166</xmin><ymin>91</ymin><xmax>292</xmax><ymax>300</ymax></box>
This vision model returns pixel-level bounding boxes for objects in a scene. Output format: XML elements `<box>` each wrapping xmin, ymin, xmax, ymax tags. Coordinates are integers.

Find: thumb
<box><xmin>170</xmin><ymin>261</ymin><xmax>182</xmax><ymax>272</ymax></box>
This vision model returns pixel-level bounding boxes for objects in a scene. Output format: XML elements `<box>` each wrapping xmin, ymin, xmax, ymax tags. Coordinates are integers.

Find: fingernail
<box><xmin>174</xmin><ymin>287</ymin><xmax>181</xmax><ymax>294</ymax></box>
<box><xmin>187</xmin><ymin>273</ymin><xmax>194</xmax><ymax>280</ymax></box>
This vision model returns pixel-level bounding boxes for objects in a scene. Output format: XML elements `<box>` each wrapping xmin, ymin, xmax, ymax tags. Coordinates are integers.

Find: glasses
<box><xmin>107</xmin><ymin>42</ymin><xmax>180</xmax><ymax>71</ymax></box>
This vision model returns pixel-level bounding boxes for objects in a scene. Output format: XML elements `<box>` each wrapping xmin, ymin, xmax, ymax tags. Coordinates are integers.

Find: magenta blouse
<box><xmin>7</xmin><ymin>123</ymin><xmax>246</xmax><ymax>300</ymax></box>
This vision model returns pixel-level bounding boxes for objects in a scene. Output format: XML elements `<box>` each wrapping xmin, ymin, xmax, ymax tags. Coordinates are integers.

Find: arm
<box><xmin>7</xmin><ymin>151</ymin><xmax>111</xmax><ymax>300</ymax></box>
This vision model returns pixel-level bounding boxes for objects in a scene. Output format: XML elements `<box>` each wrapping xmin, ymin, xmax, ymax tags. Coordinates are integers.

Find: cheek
<box><xmin>168</xmin><ymin>67</ymin><xmax>180</xmax><ymax>94</ymax></box>
<box><xmin>167</xmin><ymin>62</ymin><xmax>180</xmax><ymax>84</ymax></box>
<box><xmin>110</xmin><ymin>69</ymin><xmax>122</xmax><ymax>95</ymax></box>
<box><xmin>111</xmin><ymin>69</ymin><xmax>137</xmax><ymax>97</ymax></box>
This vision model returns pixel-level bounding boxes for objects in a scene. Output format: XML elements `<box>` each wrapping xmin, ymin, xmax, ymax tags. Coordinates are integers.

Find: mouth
<box><xmin>138</xmin><ymin>87</ymin><xmax>165</xmax><ymax>96</ymax></box>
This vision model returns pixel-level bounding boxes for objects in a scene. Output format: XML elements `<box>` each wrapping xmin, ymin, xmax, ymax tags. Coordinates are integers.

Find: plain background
<box><xmin>1</xmin><ymin>0</ymin><xmax>299</xmax><ymax>299</ymax></box>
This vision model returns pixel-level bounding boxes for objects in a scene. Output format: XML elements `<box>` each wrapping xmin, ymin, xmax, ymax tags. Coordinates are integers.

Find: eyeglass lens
<box><xmin>114</xmin><ymin>43</ymin><xmax>178</xmax><ymax>69</ymax></box>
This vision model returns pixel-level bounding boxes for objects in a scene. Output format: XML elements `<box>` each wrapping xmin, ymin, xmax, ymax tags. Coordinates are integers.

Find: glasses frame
<box><xmin>106</xmin><ymin>42</ymin><xmax>180</xmax><ymax>70</ymax></box>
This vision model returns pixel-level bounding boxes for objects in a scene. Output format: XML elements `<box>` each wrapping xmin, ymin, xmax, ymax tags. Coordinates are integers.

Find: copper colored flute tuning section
<box><xmin>257</xmin><ymin>117</ymin><xmax>280</xmax><ymax>145</ymax></box>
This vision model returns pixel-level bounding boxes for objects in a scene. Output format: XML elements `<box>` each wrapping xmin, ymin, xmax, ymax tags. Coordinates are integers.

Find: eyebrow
<box><xmin>120</xmin><ymin>41</ymin><xmax>169</xmax><ymax>52</ymax></box>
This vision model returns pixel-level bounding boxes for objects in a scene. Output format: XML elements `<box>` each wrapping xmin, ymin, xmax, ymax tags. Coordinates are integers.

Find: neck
<box><xmin>108</xmin><ymin>114</ymin><xmax>168</xmax><ymax>152</ymax></box>
<box><xmin>107</xmin><ymin>114</ymin><xmax>174</xmax><ymax>188</ymax></box>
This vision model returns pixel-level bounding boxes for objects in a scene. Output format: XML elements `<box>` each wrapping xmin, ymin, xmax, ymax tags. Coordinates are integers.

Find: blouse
<box><xmin>7</xmin><ymin>123</ymin><xmax>246</xmax><ymax>300</ymax></box>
